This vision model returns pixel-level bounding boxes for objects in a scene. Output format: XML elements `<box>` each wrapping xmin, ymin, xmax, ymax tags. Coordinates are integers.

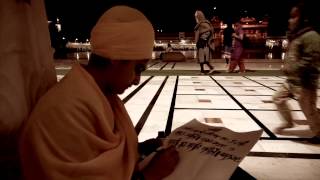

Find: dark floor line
<box><xmin>277</xmin><ymin>76</ymin><xmax>287</xmax><ymax>79</ymax></box>
<box><xmin>165</xmin><ymin>76</ymin><xmax>179</xmax><ymax>136</ymax></box>
<box><xmin>244</xmin><ymin>76</ymin><xmax>279</xmax><ymax>91</ymax></box>
<box><xmin>123</xmin><ymin>76</ymin><xmax>154</xmax><ymax>103</ymax></box>
<box><xmin>260</xmin><ymin>137</ymin><xmax>313</xmax><ymax>141</ymax></box>
<box><xmin>135</xmin><ymin>76</ymin><xmax>169</xmax><ymax>135</ymax></box>
<box><xmin>248</xmin><ymin>152</ymin><xmax>320</xmax><ymax>159</ymax></box>
<box><xmin>147</xmin><ymin>61</ymin><xmax>159</xmax><ymax>69</ymax></box>
<box><xmin>241</xmin><ymin>77</ymin><xmax>304</xmax><ymax>132</ymax></box>
<box><xmin>177</xmin><ymin>85</ymin><xmax>220</xmax><ymax>87</ymax></box>
<box><xmin>210</xmin><ymin>76</ymin><xmax>277</xmax><ymax>139</ymax></box>
<box><xmin>171</xmin><ymin>63</ymin><xmax>176</xmax><ymax>69</ymax></box>
<box><xmin>244</xmin><ymin>76</ymin><xmax>300</xmax><ymax>103</ymax></box>
<box><xmin>249</xmin><ymin>109</ymin><xmax>301</xmax><ymax>111</ymax></box>
<box><xmin>175</xmin><ymin>108</ymin><xmax>242</xmax><ymax>111</ymax></box>
<box><xmin>160</xmin><ymin>62</ymin><xmax>169</xmax><ymax>70</ymax></box>
<box><xmin>176</xmin><ymin>94</ymin><xmax>273</xmax><ymax>96</ymax></box>
<box><xmin>174</xmin><ymin>107</ymin><xmax>302</xmax><ymax>112</ymax></box>
<box><xmin>176</xmin><ymin>94</ymin><xmax>228</xmax><ymax>96</ymax></box>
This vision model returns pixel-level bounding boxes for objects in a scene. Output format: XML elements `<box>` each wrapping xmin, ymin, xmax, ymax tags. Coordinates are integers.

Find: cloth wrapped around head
<box><xmin>90</xmin><ymin>6</ymin><xmax>155</xmax><ymax>60</ymax></box>
<box><xmin>195</xmin><ymin>10</ymin><xmax>206</xmax><ymax>23</ymax></box>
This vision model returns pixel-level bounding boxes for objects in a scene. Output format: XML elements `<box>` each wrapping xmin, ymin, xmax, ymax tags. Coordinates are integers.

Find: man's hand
<box><xmin>139</xmin><ymin>138</ymin><xmax>163</xmax><ymax>156</ymax></box>
<box><xmin>142</xmin><ymin>146</ymin><xmax>179</xmax><ymax>180</ymax></box>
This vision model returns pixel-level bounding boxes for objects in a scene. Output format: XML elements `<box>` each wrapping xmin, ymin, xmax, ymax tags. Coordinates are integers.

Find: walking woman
<box><xmin>228</xmin><ymin>21</ymin><xmax>246</xmax><ymax>73</ymax></box>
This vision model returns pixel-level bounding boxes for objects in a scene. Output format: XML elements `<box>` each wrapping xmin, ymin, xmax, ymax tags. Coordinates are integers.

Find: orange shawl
<box><xmin>20</xmin><ymin>64</ymin><xmax>139</xmax><ymax>180</ymax></box>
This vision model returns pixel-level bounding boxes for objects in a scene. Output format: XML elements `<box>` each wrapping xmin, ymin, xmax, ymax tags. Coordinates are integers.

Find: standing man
<box><xmin>0</xmin><ymin>0</ymin><xmax>57</xmax><ymax>179</ymax></box>
<box><xmin>273</xmin><ymin>1</ymin><xmax>320</xmax><ymax>143</ymax></box>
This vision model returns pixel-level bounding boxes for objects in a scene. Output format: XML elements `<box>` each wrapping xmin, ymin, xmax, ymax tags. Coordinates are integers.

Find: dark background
<box><xmin>45</xmin><ymin>0</ymin><xmax>299</xmax><ymax>41</ymax></box>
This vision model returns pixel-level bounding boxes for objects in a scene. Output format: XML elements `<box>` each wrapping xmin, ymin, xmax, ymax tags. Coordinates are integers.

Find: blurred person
<box><xmin>223</xmin><ymin>21</ymin><xmax>235</xmax><ymax>67</ymax></box>
<box><xmin>227</xmin><ymin>21</ymin><xmax>246</xmax><ymax>73</ymax></box>
<box><xmin>19</xmin><ymin>6</ymin><xmax>179</xmax><ymax>180</ymax></box>
<box><xmin>0</xmin><ymin>0</ymin><xmax>57</xmax><ymax>179</ymax></box>
<box><xmin>166</xmin><ymin>43</ymin><xmax>173</xmax><ymax>52</ymax></box>
<box><xmin>273</xmin><ymin>1</ymin><xmax>320</xmax><ymax>143</ymax></box>
<box><xmin>194</xmin><ymin>10</ymin><xmax>215</xmax><ymax>75</ymax></box>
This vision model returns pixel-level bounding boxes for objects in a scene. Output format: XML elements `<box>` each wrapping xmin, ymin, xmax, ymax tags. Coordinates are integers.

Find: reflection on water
<box><xmin>86</xmin><ymin>52</ymin><xmax>90</xmax><ymax>60</ymax></box>
<box><xmin>76</xmin><ymin>53</ymin><xmax>79</xmax><ymax>60</ymax></box>
<box><xmin>68</xmin><ymin>50</ymin><xmax>286</xmax><ymax>60</ymax></box>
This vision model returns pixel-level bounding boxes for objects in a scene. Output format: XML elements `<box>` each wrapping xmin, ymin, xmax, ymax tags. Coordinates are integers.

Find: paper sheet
<box><xmin>161</xmin><ymin>119</ymin><xmax>263</xmax><ymax>180</ymax></box>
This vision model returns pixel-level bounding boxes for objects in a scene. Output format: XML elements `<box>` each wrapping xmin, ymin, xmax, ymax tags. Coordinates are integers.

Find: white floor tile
<box><xmin>172</xmin><ymin>109</ymin><xmax>262</xmax><ymax>133</ymax></box>
<box><xmin>254</xmin><ymin>80</ymin><xmax>285</xmax><ymax>87</ymax></box>
<box><xmin>251</xmin><ymin>111</ymin><xmax>314</xmax><ymax>138</ymax></box>
<box><xmin>138</xmin><ymin>77</ymin><xmax>176</xmax><ymax>142</ymax></box>
<box><xmin>245</xmin><ymin>76</ymin><xmax>284</xmax><ymax>81</ymax></box>
<box><xmin>240</xmin><ymin>157</ymin><xmax>320</xmax><ymax>180</ymax></box>
<box><xmin>211</xmin><ymin>76</ymin><xmax>248</xmax><ymax>81</ymax></box>
<box><xmin>234</xmin><ymin>96</ymin><xmax>301</xmax><ymax>110</ymax></box>
<box><xmin>224</xmin><ymin>86</ymin><xmax>275</xmax><ymax>96</ymax></box>
<box><xmin>125</xmin><ymin>76</ymin><xmax>166</xmax><ymax>124</ymax></box>
<box><xmin>175</xmin><ymin>95</ymin><xmax>241</xmax><ymax>109</ymax></box>
<box><xmin>147</xmin><ymin>62</ymin><xmax>167</xmax><ymax>70</ymax></box>
<box><xmin>178</xmin><ymin>80</ymin><xmax>218</xmax><ymax>86</ymax></box>
<box><xmin>177</xmin><ymin>86</ymin><xmax>226</xmax><ymax>95</ymax></box>
<box><xmin>179</xmin><ymin>76</ymin><xmax>213</xmax><ymax>81</ymax></box>
<box><xmin>119</xmin><ymin>76</ymin><xmax>150</xmax><ymax>99</ymax></box>
<box><xmin>216</xmin><ymin>80</ymin><xmax>262</xmax><ymax>87</ymax></box>
<box><xmin>258</xmin><ymin>140</ymin><xmax>319</xmax><ymax>153</ymax></box>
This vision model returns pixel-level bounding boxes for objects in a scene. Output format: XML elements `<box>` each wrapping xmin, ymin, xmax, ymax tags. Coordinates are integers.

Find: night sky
<box><xmin>45</xmin><ymin>0</ymin><xmax>299</xmax><ymax>41</ymax></box>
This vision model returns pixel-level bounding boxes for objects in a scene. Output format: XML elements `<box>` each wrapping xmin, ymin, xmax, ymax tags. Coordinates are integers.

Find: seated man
<box><xmin>19</xmin><ymin>6</ymin><xmax>179</xmax><ymax>180</ymax></box>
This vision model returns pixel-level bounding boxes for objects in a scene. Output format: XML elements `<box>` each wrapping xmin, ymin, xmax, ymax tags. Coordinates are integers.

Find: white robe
<box><xmin>0</xmin><ymin>0</ymin><xmax>56</xmax><ymax>176</ymax></box>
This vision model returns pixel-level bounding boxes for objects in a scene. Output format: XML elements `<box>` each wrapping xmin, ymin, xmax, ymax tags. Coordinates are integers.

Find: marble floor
<box><xmin>55</xmin><ymin>59</ymin><xmax>320</xmax><ymax>180</ymax></box>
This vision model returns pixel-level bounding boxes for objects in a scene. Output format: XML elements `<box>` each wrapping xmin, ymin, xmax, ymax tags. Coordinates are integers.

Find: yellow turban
<box><xmin>90</xmin><ymin>6</ymin><xmax>155</xmax><ymax>60</ymax></box>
